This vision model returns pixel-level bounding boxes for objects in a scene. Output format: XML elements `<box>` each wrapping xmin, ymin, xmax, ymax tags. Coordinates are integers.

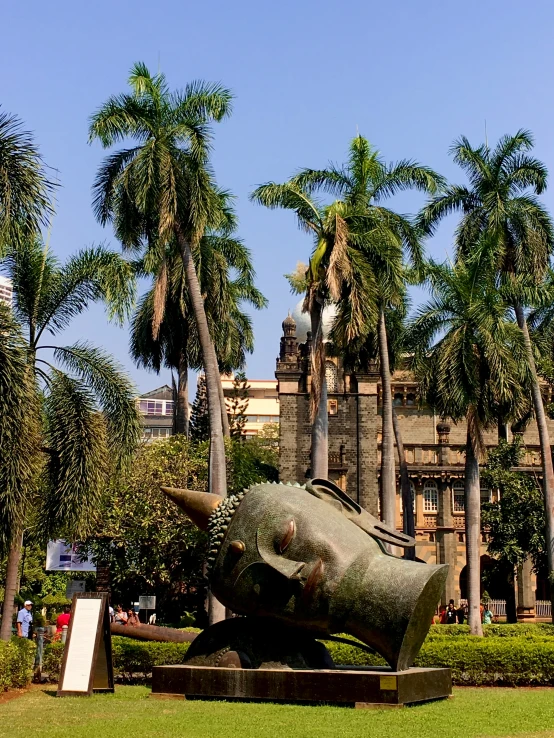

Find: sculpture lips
<box><xmin>161</xmin><ymin>487</ymin><xmax>223</xmax><ymax>531</ymax></box>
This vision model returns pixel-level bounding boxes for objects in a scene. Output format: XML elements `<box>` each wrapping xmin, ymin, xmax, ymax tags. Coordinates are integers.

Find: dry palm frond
<box><xmin>152</xmin><ymin>257</ymin><xmax>168</xmax><ymax>339</ymax></box>
<box><xmin>327</xmin><ymin>213</ymin><xmax>351</xmax><ymax>301</ymax></box>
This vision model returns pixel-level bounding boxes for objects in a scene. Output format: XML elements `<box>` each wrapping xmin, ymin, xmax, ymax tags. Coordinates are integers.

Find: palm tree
<box><xmin>130</xmin><ymin>227</ymin><xmax>266</xmax><ymax>435</ymax></box>
<box><xmin>418</xmin><ymin>131</ymin><xmax>554</xmax><ymax>609</ymax></box>
<box><xmin>409</xmin><ymin>259</ymin><xmax>528</xmax><ymax>635</ymax></box>
<box><xmin>292</xmin><ymin>136</ymin><xmax>444</xmax><ymax>528</ymax></box>
<box><xmin>251</xmin><ymin>184</ymin><xmax>374</xmax><ymax>477</ymax></box>
<box><xmin>0</xmin><ymin>238</ymin><xmax>141</xmax><ymax>640</ymax></box>
<box><xmin>89</xmin><ymin>62</ymin><xmax>233</xmax><ymax>499</ymax></box>
<box><xmin>0</xmin><ymin>110</ymin><xmax>54</xmax><ymax>254</ymax></box>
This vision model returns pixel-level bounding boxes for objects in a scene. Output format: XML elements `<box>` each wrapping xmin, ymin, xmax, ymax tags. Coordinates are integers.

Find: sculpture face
<box><xmin>163</xmin><ymin>479</ymin><xmax>448</xmax><ymax>670</ymax></box>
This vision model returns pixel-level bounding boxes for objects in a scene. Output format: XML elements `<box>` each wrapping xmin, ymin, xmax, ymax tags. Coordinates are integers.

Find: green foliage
<box><xmin>481</xmin><ymin>440</ymin><xmax>546</xmax><ymax>571</ymax></box>
<box><xmin>228</xmin><ymin>372</ymin><xmax>249</xmax><ymax>439</ymax></box>
<box><xmin>44</xmin><ymin>636</ymin><xmax>190</xmax><ymax>681</ymax></box>
<box><xmin>189</xmin><ymin>376</ymin><xmax>209</xmax><ymax>442</ymax></box>
<box><xmin>0</xmin><ymin>637</ymin><xmax>35</xmax><ymax>691</ymax></box>
<box><xmin>227</xmin><ymin>435</ymin><xmax>279</xmax><ymax>492</ymax></box>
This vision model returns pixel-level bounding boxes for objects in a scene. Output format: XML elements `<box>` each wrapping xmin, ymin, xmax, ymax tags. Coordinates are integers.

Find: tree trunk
<box><xmin>177</xmin><ymin>231</ymin><xmax>226</xmax><ymax>499</ymax></box>
<box><xmin>217</xmin><ymin>365</ymin><xmax>230</xmax><ymax>438</ymax></box>
<box><xmin>465</xmin><ymin>428</ymin><xmax>483</xmax><ymax>636</ymax></box>
<box><xmin>0</xmin><ymin>531</ymin><xmax>23</xmax><ymax>641</ymax></box>
<box><xmin>378</xmin><ymin>306</ymin><xmax>395</xmax><ymax>528</ymax></box>
<box><xmin>506</xmin><ymin>567</ymin><xmax>517</xmax><ymax>624</ymax></box>
<box><xmin>393</xmin><ymin>407</ymin><xmax>415</xmax><ymax>558</ymax></box>
<box><xmin>175</xmin><ymin>351</ymin><xmax>189</xmax><ymax>436</ymax></box>
<box><xmin>514</xmin><ymin>304</ymin><xmax>554</xmax><ymax>619</ymax></box>
<box><xmin>310</xmin><ymin>300</ymin><xmax>328</xmax><ymax>479</ymax></box>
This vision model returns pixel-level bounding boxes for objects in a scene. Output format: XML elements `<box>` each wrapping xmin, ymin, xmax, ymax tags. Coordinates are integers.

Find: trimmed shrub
<box><xmin>43</xmin><ymin>637</ymin><xmax>191</xmax><ymax>681</ymax></box>
<box><xmin>0</xmin><ymin>638</ymin><xmax>35</xmax><ymax>691</ymax></box>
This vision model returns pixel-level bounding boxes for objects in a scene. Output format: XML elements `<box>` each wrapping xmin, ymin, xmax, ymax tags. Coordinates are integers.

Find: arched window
<box><xmin>423</xmin><ymin>480</ymin><xmax>438</xmax><ymax>512</ymax></box>
<box><xmin>393</xmin><ymin>392</ymin><xmax>404</xmax><ymax>406</ymax></box>
<box><xmin>399</xmin><ymin>482</ymin><xmax>416</xmax><ymax>513</ymax></box>
<box><xmin>452</xmin><ymin>482</ymin><xmax>465</xmax><ymax>512</ymax></box>
<box><xmin>406</xmin><ymin>393</ymin><xmax>416</xmax><ymax>406</ymax></box>
<box><xmin>325</xmin><ymin>361</ymin><xmax>338</xmax><ymax>393</ymax></box>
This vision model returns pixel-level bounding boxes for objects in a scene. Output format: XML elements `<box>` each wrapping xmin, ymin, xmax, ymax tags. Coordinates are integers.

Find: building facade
<box><xmin>0</xmin><ymin>276</ymin><xmax>13</xmax><ymax>307</ymax></box>
<box><xmin>276</xmin><ymin>313</ymin><xmax>548</xmax><ymax>613</ymax></box>
<box><xmin>136</xmin><ymin>385</ymin><xmax>174</xmax><ymax>440</ymax></box>
<box><xmin>220</xmin><ymin>377</ymin><xmax>279</xmax><ymax>437</ymax></box>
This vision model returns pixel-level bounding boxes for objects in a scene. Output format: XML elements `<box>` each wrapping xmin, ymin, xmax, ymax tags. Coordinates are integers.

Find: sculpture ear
<box><xmin>307</xmin><ymin>478</ymin><xmax>415</xmax><ymax>549</ymax></box>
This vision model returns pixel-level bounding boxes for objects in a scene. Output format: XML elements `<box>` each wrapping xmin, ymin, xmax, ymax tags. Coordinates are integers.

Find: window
<box><xmin>139</xmin><ymin>400</ymin><xmax>164</xmax><ymax>415</ymax></box>
<box><xmin>165</xmin><ymin>401</ymin><xmax>174</xmax><ymax>415</ymax></box>
<box><xmin>258</xmin><ymin>415</ymin><xmax>274</xmax><ymax>423</ymax></box>
<box><xmin>246</xmin><ymin>415</ymin><xmax>258</xmax><ymax>423</ymax></box>
<box><xmin>480</xmin><ymin>486</ymin><xmax>491</xmax><ymax>505</ymax></box>
<box><xmin>399</xmin><ymin>482</ymin><xmax>416</xmax><ymax>513</ymax></box>
<box><xmin>393</xmin><ymin>392</ymin><xmax>404</xmax><ymax>406</ymax></box>
<box><xmin>406</xmin><ymin>393</ymin><xmax>416</xmax><ymax>406</ymax></box>
<box><xmin>328</xmin><ymin>399</ymin><xmax>338</xmax><ymax>416</ymax></box>
<box><xmin>423</xmin><ymin>480</ymin><xmax>438</xmax><ymax>512</ymax></box>
<box><xmin>325</xmin><ymin>361</ymin><xmax>338</xmax><ymax>392</ymax></box>
<box><xmin>453</xmin><ymin>482</ymin><xmax>465</xmax><ymax>512</ymax></box>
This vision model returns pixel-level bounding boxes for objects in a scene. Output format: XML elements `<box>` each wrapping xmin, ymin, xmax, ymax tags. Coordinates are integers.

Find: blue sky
<box><xmin>2</xmin><ymin>0</ymin><xmax>554</xmax><ymax>393</ymax></box>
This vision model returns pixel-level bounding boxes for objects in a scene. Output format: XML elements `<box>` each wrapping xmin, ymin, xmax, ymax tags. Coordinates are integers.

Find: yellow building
<box><xmin>221</xmin><ymin>377</ymin><xmax>279</xmax><ymax>437</ymax></box>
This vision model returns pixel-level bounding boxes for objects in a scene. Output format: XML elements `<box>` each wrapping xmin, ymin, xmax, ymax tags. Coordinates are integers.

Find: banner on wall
<box><xmin>46</xmin><ymin>540</ymin><xmax>96</xmax><ymax>572</ymax></box>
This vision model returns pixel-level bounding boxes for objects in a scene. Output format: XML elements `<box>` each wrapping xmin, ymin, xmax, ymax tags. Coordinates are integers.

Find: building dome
<box><xmin>282</xmin><ymin>312</ymin><xmax>296</xmax><ymax>335</ymax></box>
<box><xmin>291</xmin><ymin>298</ymin><xmax>337</xmax><ymax>343</ymax></box>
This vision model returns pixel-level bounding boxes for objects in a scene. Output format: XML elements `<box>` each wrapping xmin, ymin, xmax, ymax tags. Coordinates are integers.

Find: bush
<box><xmin>0</xmin><ymin>638</ymin><xmax>35</xmax><ymax>691</ymax></box>
<box><xmin>43</xmin><ymin>637</ymin><xmax>191</xmax><ymax>681</ymax></box>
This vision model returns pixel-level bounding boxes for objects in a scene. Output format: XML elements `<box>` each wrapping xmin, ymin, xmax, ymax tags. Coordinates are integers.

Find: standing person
<box><xmin>483</xmin><ymin>603</ymin><xmax>494</xmax><ymax>625</ymax></box>
<box><xmin>114</xmin><ymin>605</ymin><xmax>128</xmax><ymax>625</ymax></box>
<box><xmin>445</xmin><ymin>602</ymin><xmax>457</xmax><ymax>625</ymax></box>
<box><xmin>127</xmin><ymin>608</ymin><xmax>140</xmax><ymax>627</ymax></box>
<box><xmin>16</xmin><ymin>601</ymin><xmax>33</xmax><ymax>639</ymax></box>
<box><xmin>56</xmin><ymin>605</ymin><xmax>71</xmax><ymax>633</ymax></box>
<box><xmin>439</xmin><ymin>604</ymin><xmax>447</xmax><ymax>624</ymax></box>
<box><xmin>456</xmin><ymin>602</ymin><xmax>466</xmax><ymax>624</ymax></box>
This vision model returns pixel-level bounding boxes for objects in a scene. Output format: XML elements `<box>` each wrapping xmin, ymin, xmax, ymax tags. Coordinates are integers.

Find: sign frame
<box><xmin>57</xmin><ymin>592</ymin><xmax>114</xmax><ymax>697</ymax></box>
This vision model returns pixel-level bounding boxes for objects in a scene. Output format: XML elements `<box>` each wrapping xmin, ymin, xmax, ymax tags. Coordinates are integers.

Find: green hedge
<box><xmin>44</xmin><ymin>637</ymin><xmax>191</xmax><ymax>681</ymax></box>
<box><xmin>0</xmin><ymin>638</ymin><xmax>35</xmax><ymax>691</ymax></box>
<box><xmin>42</xmin><ymin>624</ymin><xmax>554</xmax><ymax>687</ymax></box>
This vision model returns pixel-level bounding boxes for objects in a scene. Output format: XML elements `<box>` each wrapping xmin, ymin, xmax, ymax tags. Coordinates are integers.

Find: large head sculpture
<box><xmin>163</xmin><ymin>479</ymin><xmax>447</xmax><ymax>670</ymax></box>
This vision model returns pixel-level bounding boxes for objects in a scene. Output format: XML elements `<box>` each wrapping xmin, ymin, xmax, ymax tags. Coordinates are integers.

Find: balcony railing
<box><xmin>379</xmin><ymin>444</ymin><xmax>545</xmax><ymax>468</ymax></box>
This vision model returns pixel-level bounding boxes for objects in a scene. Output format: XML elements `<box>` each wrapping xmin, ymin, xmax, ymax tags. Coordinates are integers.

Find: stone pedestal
<box><xmin>152</xmin><ymin>665</ymin><xmax>452</xmax><ymax>707</ymax></box>
<box><xmin>517</xmin><ymin>557</ymin><xmax>536</xmax><ymax>621</ymax></box>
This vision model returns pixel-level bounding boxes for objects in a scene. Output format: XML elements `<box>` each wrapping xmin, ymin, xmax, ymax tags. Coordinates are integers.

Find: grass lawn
<box><xmin>2</xmin><ymin>686</ymin><xmax>554</xmax><ymax>738</ymax></box>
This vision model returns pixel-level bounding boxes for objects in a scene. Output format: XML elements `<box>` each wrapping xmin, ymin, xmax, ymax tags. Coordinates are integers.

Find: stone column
<box><xmin>436</xmin><ymin>477</ymin><xmax>457</xmax><ymax>604</ymax></box>
<box><xmin>355</xmin><ymin>373</ymin><xmax>380</xmax><ymax>516</ymax></box>
<box><xmin>516</xmin><ymin>557</ymin><xmax>536</xmax><ymax>621</ymax></box>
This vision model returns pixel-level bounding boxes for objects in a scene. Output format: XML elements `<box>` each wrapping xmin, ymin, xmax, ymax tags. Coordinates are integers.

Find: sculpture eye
<box><xmin>278</xmin><ymin>519</ymin><xmax>296</xmax><ymax>553</ymax></box>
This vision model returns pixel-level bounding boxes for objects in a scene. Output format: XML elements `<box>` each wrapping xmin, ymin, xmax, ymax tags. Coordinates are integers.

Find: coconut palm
<box><xmin>418</xmin><ymin>131</ymin><xmax>554</xmax><ymax>609</ymax></box>
<box><xmin>251</xmin><ymin>183</ymin><xmax>374</xmax><ymax>477</ymax></box>
<box><xmin>409</xmin><ymin>258</ymin><xmax>528</xmax><ymax>635</ymax></box>
<box><xmin>88</xmin><ymin>62</ymin><xmax>233</xmax><ymax>499</ymax></box>
<box><xmin>0</xmin><ymin>238</ymin><xmax>140</xmax><ymax>640</ymax></box>
<box><xmin>292</xmin><ymin>136</ymin><xmax>444</xmax><ymax>528</ymax></box>
<box><xmin>0</xmin><ymin>110</ymin><xmax>54</xmax><ymax>253</ymax></box>
<box><xmin>130</xmin><ymin>228</ymin><xmax>267</xmax><ymax>435</ymax></box>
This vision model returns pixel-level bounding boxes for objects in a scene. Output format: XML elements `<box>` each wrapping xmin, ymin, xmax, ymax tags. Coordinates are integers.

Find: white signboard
<box><xmin>139</xmin><ymin>595</ymin><xmax>156</xmax><ymax>610</ymax></box>
<box><xmin>46</xmin><ymin>540</ymin><xmax>96</xmax><ymax>572</ymax></box>
<box><xmin>66</xmin><ymin>580</ymin><xmax>86</xmax><ymax>599</ymax></box>
<box><xmin>57</xmin><ymin>593</ymin><xmax>113</xmax><ymax>697</ymax></box>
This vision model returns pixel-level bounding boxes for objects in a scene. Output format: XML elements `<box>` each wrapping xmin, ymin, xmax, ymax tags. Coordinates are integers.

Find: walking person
<box><xmin>445</xmin><ymin>602</ymin><xmax>457</xmax><ymax>625</ymax></box>
<box><xmin>56</xmin><ymin>605</ymin><xmax>71</xmax><ymax>633</ymax></box>
<box><xmin>16</xmin><ymin>600</ymin><xmax>33</xmax><ymax>639</ymax></box>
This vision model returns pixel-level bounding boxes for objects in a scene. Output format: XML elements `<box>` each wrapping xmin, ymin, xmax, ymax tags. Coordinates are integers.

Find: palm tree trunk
<box><xmin>393</xmin><ymin>407</ymin><xmax>415</xmax><ymax>558</ymax></box>
<box><xmin>177</xmin><ymin>231</ymin><xmax>226</xmax><ymax>499</ymax></box>
<box><xmin>310</xmin><ymin>300</ymin><xmax>328</xmax><ymax>478</ymax></box>
<box><xmin>465</xmin><ymin>429</ymin><xmax>483</xmax><ymax>636</ymax></box>
<box><xmin>0</xmin><ymin>531</ymin><xmax>23</xmax><ymax>641</ymax></box>
<box><xmin>378</xmin><ymin>306</ymin><xmax>395</xmax><ymax>528</ymax></box>
<box><xmin>514</xmin><ymin>304</ymin><xmax>554</xmax><ymax>618</ymax></box>
<box><xmin>175</xmin><ymin>351</ymin><xmax>189</xmax><ymax>436</ymax></box>
<box><xmin>216</xmin><ymin>365</ymin><xmax>230</xmax><ymax>438</ymax></box>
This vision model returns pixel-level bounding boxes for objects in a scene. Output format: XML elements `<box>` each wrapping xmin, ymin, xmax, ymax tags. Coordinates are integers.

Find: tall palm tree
<box><xmin>251</xmin><ymin>184</ymin><xmax>374</xmax><ymax>477</ymax></box>
<box><xmin>131</xmin><ymin>228</ymin><xmax>266</xmax><ymax>435</ymax></box>
<box><xmin>409</xmin><ymin>259</ymin><xmax>528</xmax><ymax>635</ymax></box>
<box><xmin>418</xmin><ymin>131</ymin><xmax>554</xmax><ymax>609</ymax></box>
<box><xmin>0</xmin><ymin>110</ymin><xmax>54</xmax><ymax>254</ymax></box>
<box><xmin>89</xmin><ymin>62</ymin><xmax>233</xmax><ymax>500</ymax></box>
<box><xmin>292</xmin><ymin>136</ymin><xmax>444</xmax><ymax>528</ymax></box>
<box><xmin>0</xmin><ymin>238</ymin><xmax>141</xmax><ymax>640</ymax></box>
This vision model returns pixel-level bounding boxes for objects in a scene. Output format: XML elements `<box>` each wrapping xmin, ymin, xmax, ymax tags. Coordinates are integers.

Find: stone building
<box><xmin>276</xmin><ymin>312</ymin><xmax>550</xmax><ymax>616</ymax></box>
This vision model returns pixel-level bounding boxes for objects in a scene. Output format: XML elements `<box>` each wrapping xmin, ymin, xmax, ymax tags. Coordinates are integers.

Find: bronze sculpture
<box><xmin>161</xmin><ymin>478</ymin><xmax>448</xmax><ymax>672</ymax></box>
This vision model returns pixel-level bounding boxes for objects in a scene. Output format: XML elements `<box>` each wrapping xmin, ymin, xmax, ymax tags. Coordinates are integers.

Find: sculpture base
<box><xmin>151</xmin><ymin>665</ymin><xmax>452</xmax><ymax>707</ymax></box>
